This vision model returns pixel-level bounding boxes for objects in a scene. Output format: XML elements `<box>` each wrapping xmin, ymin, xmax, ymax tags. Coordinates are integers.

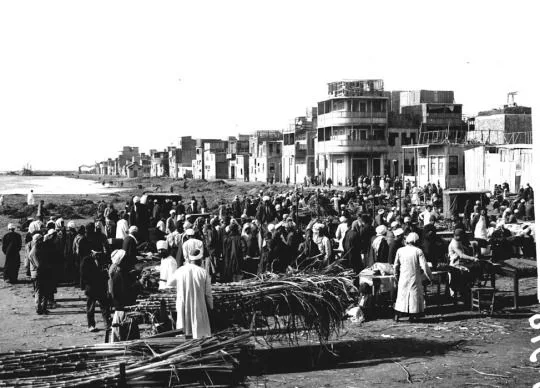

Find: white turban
<box><xmin>339</xmin><ymin>216</ymin><xmax>347</xmax><ymax>223</ymax></box>
<box><xmin>55</xmin><ymin>218</ymin><xmax>64</xmax><ymax>229</ymax></box>
<box><xmin>406</xmin><ymin>232</ymin><xmax>419</xmax><ymax>244</ymax></box>
<box><xmin>133</xmin><ymin>196</ymin><xmax>140</xmax><ymax>203</ymax></box>
<box><xmin>393</xmin><ymin>228</ymin><xmax>404</xmax><ymax>237</ymax></box>
<box><xmin>7</xmin><ymin>223</ymin><xmax>15</xmax><ymax>231</ymax></box>
<box><xmin>67</xmin><ymin>221</ymin><xmax>76</xmax><ymax>229</ymax></box>
<box><xmin>376</xmin><ymin>225</ymin><xmax>387</xmax><ymax>236</ymax></box>
<box><xmin>129</xmin><ymin>225</ymin><xmax>138</xmax><ymax>234</ymax></box>
<box><xmin>156</xmin><ymin>240</ymin><xmax>168</xmax><ymax>250</ymax></box>
<box><xmin>268</xmin><ymin>223</ymin><xmax>275</xmax><ymax>233</ymax></box>
<box><xmin>185</xmin><ymin>228</ymin><xmax>195</xmax><ymax>236</ymax></box>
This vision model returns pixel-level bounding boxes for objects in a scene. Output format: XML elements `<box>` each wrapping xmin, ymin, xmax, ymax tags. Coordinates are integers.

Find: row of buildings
<box><xmin>90</xmin><ymin>79</ymin><xmax>533</xmax><ymax>192</ymax></box>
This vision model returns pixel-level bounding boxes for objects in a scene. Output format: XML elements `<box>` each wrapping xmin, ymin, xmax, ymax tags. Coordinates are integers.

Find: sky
<box><xmin>0</xmin><ymin>0</ymin><xmax>538</xmax><ymax>171</ymax></box>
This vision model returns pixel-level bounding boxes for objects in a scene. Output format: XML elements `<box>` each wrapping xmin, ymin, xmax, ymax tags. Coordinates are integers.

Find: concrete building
<box><xmin>464</xmin><ymin>144</ymin><xmax>533</xmax><ymax>193</ymax></box>
<box><xmin>151</xmin><ymin>150</ymin><xmax>169</xmax><ymax>177</ymax></box>
<box><xmin>140</xmin><ymin>153</ymin><xmax>151</xmax><ymax>177</ymax></box>
<box><xmin>468</xmin><ymin>105</ymin><xmax>532</xmax><ymax>145</ymax></box>
<box><xmin>315</xmin><ymin>79</ymin><xmax>388</xmax><ymax>185</ymax></box>
<box><xmin>125</xmin><ymin>161</ymin><xmax>142</xmax><ymax>178</ymax></box>
<box><xmin>170</xmin><ymin>136</ymin><xmax>196</xmax><ymax>178</ymax></box>
<box><xmin>203</xmin><ymin>141</ymin><xmax>228</xmax><ymax>180</ymax></box>
<box><xmin>282</xmin><ymin>109</ymin><xmax>317</xmax><ymax>184</ymax></box>
<box><xmin>193</xmin><ymin>139</ymin><xmax>223</xmax><ymax>179</ymax></box>
<box><xmin>249</xmin><ymin>130</ymin><xmax>283</xmax><ymax>183</ymax></box>
<box><xmin>225</xmin><ymin>135</ymin><xmax>250</xmax><ymax>180</ymax></box>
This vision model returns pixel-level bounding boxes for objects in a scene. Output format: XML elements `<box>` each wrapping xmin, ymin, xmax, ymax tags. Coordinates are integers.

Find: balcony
<box><xmin>317</xmin><ymin>111</ymin><xmax>387</xmax><ymax>127</ymax></box>
<box><xmin>316</xmin><ymin>139</ymin><xmax>388</xmax><ymax>154</ymax></box>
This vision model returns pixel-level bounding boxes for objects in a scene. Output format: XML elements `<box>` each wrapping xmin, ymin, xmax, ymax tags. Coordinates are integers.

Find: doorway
<box><xmin>231</xmin><ymin>166</ymin><xmax>235</xmax><ymax>179</ymax></box>
<box><xmin>352</xmin><ymin>158</ymin><xmax>368</xmax><ymax>177</ymax></box>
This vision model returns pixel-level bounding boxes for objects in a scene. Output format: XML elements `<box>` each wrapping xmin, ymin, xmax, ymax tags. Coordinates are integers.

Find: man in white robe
<box><xmin>393</xmin><ymin>232</ymin><xmax>432</xmax><ymax>322</ymax></box>
<box><xmin>27</xmin><ymin>190</ymin><xmax>35</xmax><ymax>206</ymax></box>
<box><xmin>157</xmin><ymin>240</ymin><xmax>177</xmax><ymax>290</ymax></box>
<box><xmin>167</xmin><ymin>245</ymin><xmax>213</xmax><ymax>339</ymax></box>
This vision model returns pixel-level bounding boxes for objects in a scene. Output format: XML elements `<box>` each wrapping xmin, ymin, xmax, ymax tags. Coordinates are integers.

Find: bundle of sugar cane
<box><xmin>128</xmin><ymin>268</ymin><xmax>357</xmax><ymax>342</ymax></box>
<box><xmin>0</xmin><ymin>331</ymin><xmax>250</xmax><ymax>387</ymax></box>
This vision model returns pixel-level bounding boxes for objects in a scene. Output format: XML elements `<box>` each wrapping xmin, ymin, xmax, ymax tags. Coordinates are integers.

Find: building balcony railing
<box><xmin>319</xmin><ymin>111</ymin><xmax>387</xmax><ymax>119</ymax></box>
<box><xmin>467</xmin><ymin>130</ymin><xmax>532</xmax><ymax>145</ymax></box>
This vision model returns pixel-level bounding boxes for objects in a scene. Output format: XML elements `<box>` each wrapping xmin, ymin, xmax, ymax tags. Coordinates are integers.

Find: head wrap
<box><xmin>339</xmin><ymin>216</ymin><xmax>347</xmax><ymax>223</ymax></box>
<box><xmin>7</xmin><ymin>223</ymin><xmax>15</xmax><ymax>231</ymax></box>
<box><xmin>133</xmin><ymin>196</ymin><xmax>140</xmax><ymax>203</ymax></box>
<box><xmin>128</xmin><ymin>225</ymin><xmax>138</xmax><ymax>234</ymax></box>
<box><xmin>169</xmin><ymin>210</ymin><xmax>176</xmax><ymax>215</ymax></box>
<box><xmin>188</xmin><ymin>247</ymin><xmax>203</xmax><ymax>261</ymax></box>
<box><xmin>32</xmin><ymin>234</ymin><xmax>43</xmax><ymax>242</ymax></box>
<box><xmin>393</xmin><ymin>228</ymin><xmax>404</xmax><ymax>237</ymax></box>
<box><xmin>405</xmin><ymin>232</ymin><xmax>419</xmax><ymax>244</ymax></box>
<box><xmin>376</xmin><ymin>225</ymin><xmax>387</xmax><ymax>236</ymax></box>
<box><xmin>268</xmin><ymin>224</ymin><xmax>276</xmax><ymax>233</ymax></box>
<box><xmin>185</xmin><ymin>228</ymin><xmax>195</xmax><ymax>236</ymax></box>
<box><xmin>67</xmin><ymin>221</ymin><xmax>76</xmax><ymax>229</ymax></box>
<box><xmin>378</xmin><ymin>209</ymin><xmax>385</xmax><ymax>215</ymax></box>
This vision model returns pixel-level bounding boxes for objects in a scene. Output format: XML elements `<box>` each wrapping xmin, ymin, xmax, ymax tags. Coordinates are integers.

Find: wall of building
<box><xmin>465</xmin><ymin>145</ymin><xmax>534</xmax><ymax>193</ymax></box>
<box><xmin>417</xmin><ymin>145</ymin><xmax>468</xmax><ymax>189</ymax></box>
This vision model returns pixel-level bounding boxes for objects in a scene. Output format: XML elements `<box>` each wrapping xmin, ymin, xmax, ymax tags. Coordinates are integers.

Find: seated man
<box><xmin>448</xmin><ymin>229</ymin><xmax>481</xmax><ymax>305</ymax></box>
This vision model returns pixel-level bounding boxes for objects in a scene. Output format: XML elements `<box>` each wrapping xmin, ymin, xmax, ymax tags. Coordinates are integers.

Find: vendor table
<box><xmin>490</xmin><ymin>261</ymin><xmax>536</xmax><ymax>310</ymax></box>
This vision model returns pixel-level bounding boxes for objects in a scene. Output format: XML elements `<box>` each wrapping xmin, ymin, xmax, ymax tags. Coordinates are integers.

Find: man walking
<box><xmin>2</xmin><ymin>224</ymin><xmax>22</xmax><ymax>283</ymax></box>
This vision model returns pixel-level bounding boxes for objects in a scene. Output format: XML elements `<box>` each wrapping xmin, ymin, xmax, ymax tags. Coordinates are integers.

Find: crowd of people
<box><xmin>1</xmin><ymin>179</ymin><xmax>535</xmax><ymax>339</ymax></box>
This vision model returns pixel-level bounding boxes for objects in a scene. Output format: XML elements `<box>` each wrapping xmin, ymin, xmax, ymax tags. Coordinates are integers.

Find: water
<box><xmin>0</xmin><ymin>175</ymin><xmax>126</xmax><ymax>195</ymax></box>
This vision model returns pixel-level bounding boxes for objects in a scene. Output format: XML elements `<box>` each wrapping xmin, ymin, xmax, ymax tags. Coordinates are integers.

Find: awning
<box><xmin>401</xmin><ymin>145</ymin><xmax>429</xmax><ymax>149</ymax></box>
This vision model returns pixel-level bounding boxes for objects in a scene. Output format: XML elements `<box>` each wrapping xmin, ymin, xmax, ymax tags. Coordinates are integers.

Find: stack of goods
<box><xmin>0</xmin><ymin>331</ymin><xmax>250</xmax><ymax>387</ymax></box>
<box><xmin>502</xmin><ymin>257</ymin><xmax>537</xmax><ymax>277</ymax></box>
<box><xmin>128</xmin><ymin>269</ymin><xmax>357</xmax><ymax>343</ymax></box>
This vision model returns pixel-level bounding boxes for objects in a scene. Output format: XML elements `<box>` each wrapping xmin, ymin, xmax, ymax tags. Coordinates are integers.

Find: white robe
<box><xmin>158</xmin><ymin>257</ymin><xmax>177</xmax><ymax>290</ymax></box>
<box><xmin>27</xmin><ymin>193</ymin><xmax>35</xmax><ymax>205</ymax></box>
<box><xmin>115</xmin><ymin>219</ymin><xmax>129</xmax><ymax>239</ymax></box>
<box><xmin>394</xmin><ymin>245</ymin><xmax>432</xmax><ymax>314</ymax></box>
<box><xmin>167</xmin><ymin>263</ymin><xmax>213</xmax><ymax>338</ymax></box>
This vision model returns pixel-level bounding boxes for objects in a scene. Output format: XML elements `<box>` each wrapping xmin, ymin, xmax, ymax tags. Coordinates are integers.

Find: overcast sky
<box><xmin>0</xmin><ymin>0</ymin><xmax>538</xmax><ymax>171</ymax></box>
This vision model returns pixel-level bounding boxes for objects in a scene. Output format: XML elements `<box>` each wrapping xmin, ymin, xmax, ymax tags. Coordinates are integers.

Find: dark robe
<box><xmin>387</xmin><ymin>236</ymin><xmax>404</xmax><ymax>265</ymax></box>
<box><xmin>2</xmin><ymin>231</ymin><xmax>22</xmax><ymax>282</ymax></box>
<box><xmin>222</xmin><ymin>233</ymin><xmax>247</xmax><ymax>282</ymax></box>
<box><xmin>342</xmin><ymin>227</ymin><xmax>363</xmax><ymax>273</ymax></box>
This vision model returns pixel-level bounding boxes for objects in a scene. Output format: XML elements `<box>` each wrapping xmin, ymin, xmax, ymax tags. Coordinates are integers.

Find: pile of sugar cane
<box><xmin>0</xmin><ymin>331</ymin><xmax>250</xmax><ymax>387</ymax></box>
<box><xmin>128</xmin><ymin>269</ymin><xmax>358</xmax><ymax>343</ymax></box>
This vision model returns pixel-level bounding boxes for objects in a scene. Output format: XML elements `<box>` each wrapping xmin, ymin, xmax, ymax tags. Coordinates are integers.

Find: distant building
<box><xmin>203</xmin><ymin>141</ymin><xmax>228</xmax><ymax>180</ymax></box>
<box><xmin>151</xmin><ymin>150</ymin><xmax>169</xmax><ymax>177</ymax></box>
<box><xmin>282</xmin><ymin>109</ymin><xmax>317</xmax><ymax>184</ymax></box>
<box><xmin>315</xmin><ymin>79</ymin><xmax>388</xmax><ymax>185</ymax></box>
<box><xmin>193</xmin><ymin>139</ymin><xmax>223</xmax><ymax>179</ymax></box>
<box><xmin>226</xmin><ymin>135</ymin><xmax>250</xmax><ymax>180</ymax></box>
<box><xmin>249</xmin><ymin>130</ymin><xmax>283</xmax><ymax>183</ymax></box>
<box><xmin>468</xmin><ymin>105</ymin><xmax>532</xmax><ymax>144</ymax></box>
<box><xmin>465</xmin><ymin>144</ymin><xmax>533</xmax><ymax>193</ymax></box>
<box><xmin>125</xmin><ymin>161</ymin><xmax>142</xmax><ymax>178</ymax></box>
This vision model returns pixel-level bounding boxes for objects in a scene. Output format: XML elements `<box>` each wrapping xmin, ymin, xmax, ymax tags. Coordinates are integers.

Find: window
<box><xmin>430</xmin><ymin>157</ymin><xmax>437</xmax><ymax>176</ymax></box>
<box><xmin>269</xmin><ymin>143</ymin><xmax>273</xmax><ymax>153</ymax></box>
<box><xmin>438</xmin><ymin>157</ymin><xmax>444</xmax><ymax>175</ymax></box>
<box><xmin>389</xmin><ymin>132</ymin><xmax>398</xmax><ymax>147</ymax></box>
<box><xmin>449</xmin><ymin>155</ymin><xmax>458</xmax><ymax>175</ymax></box>
<box><xmin>420</xmin><ymin>165</ymin><xmax>426</xmax><ymax>175</ymax></box>
<box><xmin>276</xmin><ymin>143</ymin><xmax>281</xmax><ymax>154</ymax></box>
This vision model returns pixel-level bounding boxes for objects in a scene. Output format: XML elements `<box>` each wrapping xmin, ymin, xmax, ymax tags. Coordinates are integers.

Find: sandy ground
<box><xmin>0</xmin><ymin>177</ymin><xmax>538</xmax><ymax>387</ymax></box>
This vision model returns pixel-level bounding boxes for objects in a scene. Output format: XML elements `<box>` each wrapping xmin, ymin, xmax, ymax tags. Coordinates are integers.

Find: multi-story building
<box><xmin>468</xmin><ymin>105</ymin><xmax>532</xmax><ymax>145</ymax></box>
<box><xmin>315</xmin><ymin>79</ymin><xmax>389</xmax><ymax>185</ymax></box>
<box><xmin>192</xmin><ymin>139</ymin><xmax>223</xmax><ymax>179</ymax></box>
<box><xmin>203</xmin><ymin>141</ymin><xmax>228</xmax><ymax>180</ymax></box>
<box><xmin>249</xmin><ymin>130</ymin><xmax>283</xmax><ymax>183</ymax></box>
<box><xmin>226</xmin><ymin>135</ymin><xmax>250</xmax><ymax>180</ymax></box>
<box><xmin>140</xmin><ymin>153</ymin><xmax>151</xmax><ymax>177</ymax></box>
<box><xmin>282</xmin><ymin>108</ymin><xmax>317</xmax><ymax>184</ymax></box>
<box><xmin>151</xmin><ymin>150</ymin><xmax>169</xmax><ymax>177</ymax></box>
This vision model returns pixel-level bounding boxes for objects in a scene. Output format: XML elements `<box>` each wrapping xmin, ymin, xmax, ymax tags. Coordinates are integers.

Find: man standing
<box><xmin>157</xmin><ymin>240</ymin><xmax>177</xmax><ymax>290</ymax></box>
<box><xmin>81</xmin><ymin>251</ymin><xmax>111</xmax><ymax>332</ymax></box>
<box><xmin>167</xmin><ymin>245</ymin><xmax>213</xmax><ymax>339</ymax></box>
<box><xmin>122</xmin><ymin>226</ymin><xmax>139</xmax><ymax>271</ymax></box>
<box><xmin>2</xmin><ymin>224</ymin><xmax>22</xmax><ymax>283</ymax></box>
<box><xmin>27</xmin><ymin>190</ymin><xmax>35</xmax><ymax>206</ymax></box>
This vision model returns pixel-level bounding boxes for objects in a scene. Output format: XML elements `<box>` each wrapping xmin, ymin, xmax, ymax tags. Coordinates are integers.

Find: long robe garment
<box><xmin>394</xmin><ymin>245</ymin><xmax>432</xmax><ymax>314</ymax></box>
<box><xmin>167</xmin><ymin>263</ymin><xmax>213</xmax><ymax>338</ymax></box>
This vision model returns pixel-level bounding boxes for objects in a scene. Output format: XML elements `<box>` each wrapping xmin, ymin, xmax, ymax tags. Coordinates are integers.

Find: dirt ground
<box><xmin>0</xmin><ymin>177</ymin><xmax>538</xmax><ymax>387</ymax></box>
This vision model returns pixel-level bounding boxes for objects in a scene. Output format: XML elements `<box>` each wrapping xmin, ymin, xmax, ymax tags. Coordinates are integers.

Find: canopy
<box><xmin>442</xmin><ymin>190</ymin><xmax>490</xmax><ymax>219</ymax></box>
